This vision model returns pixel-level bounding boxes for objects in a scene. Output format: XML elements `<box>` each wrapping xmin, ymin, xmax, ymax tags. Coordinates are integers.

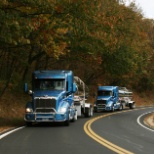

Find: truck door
<box><xmin>112</xmin><ymin>91</ymin><xmax>118</xmax><ymax>104</ymax></box>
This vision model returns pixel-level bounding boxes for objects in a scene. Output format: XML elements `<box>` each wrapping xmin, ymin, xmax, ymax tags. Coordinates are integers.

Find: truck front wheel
<box><xmin>64</xmin><ymin>113</ymin><xmax>70</xmax><ymax>126</ymax></box>
<box><xmin>71</xmin><ymin>110</ymin><xmax>77</xmax><ymax>122</ymax></box>
<box><xmin>111</xmin><ymin>105</ymin><xmax>115</xmax><ymax>112</ymax></box>
<box><xmin>26</xmin><ymin>122</ymin><xmax>32</xmax><ymax>127</ymax></box>
<box><xmin>118</xmin><ymin>104</ymin><xmax>123</xmax><ymax>111</ymax></box>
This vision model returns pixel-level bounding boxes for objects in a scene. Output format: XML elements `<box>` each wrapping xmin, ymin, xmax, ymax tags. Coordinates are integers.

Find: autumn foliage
<box><xmin>0</xmin><ymin>0</ymin><xmax>154</xmax><ymax>96</ymax></box>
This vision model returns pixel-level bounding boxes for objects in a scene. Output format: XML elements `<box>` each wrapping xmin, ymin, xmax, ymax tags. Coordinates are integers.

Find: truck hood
<box><xmin>97</xmin><ymin>96</ymin><xmax>112</xmax><ymax>101</ymax></box>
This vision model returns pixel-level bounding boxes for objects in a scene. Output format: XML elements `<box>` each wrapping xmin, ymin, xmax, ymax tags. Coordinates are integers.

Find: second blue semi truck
<box><xmin>93</xmin><ymin>86</ymin><xmax>123</xmax><ymax>112</ymax></box>
<box><xmin>94</xmin><ymin>86</ymin><xmax>135</xmax><ymax>112</ymax></box>
<box><xmin>24</xmin><ymin>70</ymin><xmax>77</xmax><ymax>126</ymax></box>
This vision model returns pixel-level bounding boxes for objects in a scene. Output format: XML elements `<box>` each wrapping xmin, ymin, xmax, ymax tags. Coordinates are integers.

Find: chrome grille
<box><xmin>35</xmin><ymin>98</ymin><xmax>56</xmax><ymax>113</ymax></box>
<box><xmin>96</xmin><ymin>100</ymin><xmax>106</xmax><ymax>105</ymax></box>
<box><xmin>35</xmin><ymin>108</ymin><xmax>55</xmax><ymax>113</ymax></box>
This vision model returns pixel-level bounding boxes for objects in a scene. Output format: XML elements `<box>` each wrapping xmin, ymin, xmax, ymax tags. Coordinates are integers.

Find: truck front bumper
<box><xmin>24</xmin><ymin>112</ymin><xmax>68</xmax><ymax>122</ymax></box>
<box><xmin>94</xmin><ymin>106</ymin><xmax>112</xmax><ymax>112</ymax></box>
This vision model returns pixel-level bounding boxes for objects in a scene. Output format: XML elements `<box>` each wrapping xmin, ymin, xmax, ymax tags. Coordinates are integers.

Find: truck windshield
<box><xmin>34</xmin><ymin>79</ymin><xmax>65</xmax><ymax>91</ymax></box>
<box><xmin>98</xmin><ymin>90</ymin><xmax>112</xmax><ymax>96</ymax></box>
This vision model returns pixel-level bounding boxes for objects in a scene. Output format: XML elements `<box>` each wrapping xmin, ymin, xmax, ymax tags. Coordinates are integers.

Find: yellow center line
<box><xmin>84</xmin><ymin>107</ymin><xmax>151</xmax><ymax>154</ymax></box>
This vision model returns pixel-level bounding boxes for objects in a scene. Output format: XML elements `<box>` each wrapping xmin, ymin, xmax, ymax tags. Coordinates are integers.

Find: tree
<box><xmin>0</xmin><ymin>0</ymin><xmax>153</xmax><ymax>96</ymax></box>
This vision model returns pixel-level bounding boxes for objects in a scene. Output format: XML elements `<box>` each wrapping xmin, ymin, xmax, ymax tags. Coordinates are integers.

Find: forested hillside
<box><xmin>0</xmin><ymin>0</ymin><xmax>154</xmax><ymax>97</ymax></box>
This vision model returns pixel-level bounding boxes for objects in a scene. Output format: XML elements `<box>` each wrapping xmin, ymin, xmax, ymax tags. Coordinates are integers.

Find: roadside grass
<box><xmin>133</xmin><ymin>91</ymin><xmax>154</xmax><ymax>107</ymax></box>
<box><xmin>0</xmin><ymin>91</ymin><xmax>30</xmax><ymax>132</ymax></box>
<box><xmin>0</xmin><ymin>117</ymin><xmax>25</xmax><ymax>132</ymax></box>
<box><xmin>144</xmin><ymin>113</ymin><xmax>154</xmax><ymax>129</ymax></box>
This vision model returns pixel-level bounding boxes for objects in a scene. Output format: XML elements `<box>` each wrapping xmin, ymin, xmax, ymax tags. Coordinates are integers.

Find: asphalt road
<box><xmin>0</xmin><ymin>107</ymin><xmax>154</xmax><ymax>154</ymax></box>
<box><xmin>91</xmin><ymin>107</ymin><xmax>154</xmax><ymax>154</ymax></box>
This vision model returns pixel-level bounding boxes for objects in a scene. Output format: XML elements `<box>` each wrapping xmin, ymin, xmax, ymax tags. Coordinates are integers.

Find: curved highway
<box><xmin>0</xmin><ymin>107</ymin><xmax>154</xmax><ymax>154</ymax></box>
<box><xmin>88</xmin><ymin>107</ymin><xmax>154</xmax><ymax>154</ymax></box>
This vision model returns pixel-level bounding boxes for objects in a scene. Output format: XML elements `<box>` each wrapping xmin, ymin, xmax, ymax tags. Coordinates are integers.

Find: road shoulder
<box><xmin>144</xmin><ymin>113</ymin><xmax>154</xmax><ymax>129</ymax></box>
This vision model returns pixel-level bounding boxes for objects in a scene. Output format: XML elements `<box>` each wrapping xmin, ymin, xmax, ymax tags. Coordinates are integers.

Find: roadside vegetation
<box><xmin>0</xmin><ymin>0</ymin><xmax>154</xmax><ymax>131</ymax></box>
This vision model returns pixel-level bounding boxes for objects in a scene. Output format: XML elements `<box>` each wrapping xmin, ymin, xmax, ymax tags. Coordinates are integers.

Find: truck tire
<box><xmin>74</xmin><ymin>110</ymin><xmax>78</xmax><ymax>120</ymax></box>
<box><xmin>26</xmin><ymin>122</ymin><xmax>32</xmax><ymax>127</ymax></box>
<box><xmin>71</xmin><ymin>110</ymin><xmax>77</xmax><ymax>122</ymax></box>
<box><xmin>129</xmin><ymin>103</ymin><xmax>135</xmax><ymax>109</ymax></box>
<box><xmin>64</xmin><ymin>119</ymin><xmax>70</xmax><ymax>126</ymax></box>
<box><xmin>118</xmin><ymin>103</ymin><xmax>123</xmax><ymax>111</ymax></box>
<box><xmin>84</xmin><ymin>108</ymin><xmax>91</xmax><ymax>117</ymax></box>
<box><xmin>90</xmin><ymin>107</ymin><xmax>93</xmax><ymax>117</ymax></box>
<box><xmin>64</xmin><ymin>113</ymin><xmax>70</xmax><ymax>126</ymax></box>
<box><xmin>93</xmin><ymin>107</ymin><xmax>98</xmax><ymax>113</ymax></box>
<box><xmin>111</xmin><ymin>105</ymin><xmax>115</xmax><ymax>112</ymax></box>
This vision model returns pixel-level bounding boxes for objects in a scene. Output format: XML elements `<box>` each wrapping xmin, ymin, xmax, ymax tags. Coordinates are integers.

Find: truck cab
<box><xmin>94</xmin><ymin>86</ymin><xmax>122</xmax><ymax>112</ymax></box>
<box><xmin>24</xmin><ymin>70</ymin><xmax>77</xmax><ymax>126</ymax></box>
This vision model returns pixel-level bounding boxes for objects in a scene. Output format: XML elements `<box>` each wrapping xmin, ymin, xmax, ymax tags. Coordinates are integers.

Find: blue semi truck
<box><xmin>93</xmin><ymin>86</ymin><xmax>123</xmax><ymax>112</ymax></box>
<box><xmin>24</xmin><ymin>70</ymin><xmax>77</xmax><ymax>126</ymax></box>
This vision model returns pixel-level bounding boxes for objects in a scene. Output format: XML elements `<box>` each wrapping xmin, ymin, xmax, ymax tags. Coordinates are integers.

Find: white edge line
<box><xmin>0</xmin><ymin>126</ymin><xmax>25</xmax><ymax>139</ymax></box>
<box><xmin>137</xmin><ymin>111</ymin><xmax>154</xmax><ymax>132</ymax></box>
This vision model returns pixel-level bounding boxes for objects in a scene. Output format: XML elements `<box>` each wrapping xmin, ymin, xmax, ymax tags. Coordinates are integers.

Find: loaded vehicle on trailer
<box><xmin>73</xmin><ymin>76</ymin><xmax>93</xmax><ymax>117</ymax></box>
<box><xmin>93</xmin><ymin>86</ymin><xmax>123</xmax><ymax>112</ymax></box>
<box><xmin>118</xmin><ymin>87</ymin><xmax>135</xmax><ymax>109</ymax></box>
<box><xmin>24</xmin><ymin>70</ymin><xmax>77</xmax><ymax>126</ymax></box>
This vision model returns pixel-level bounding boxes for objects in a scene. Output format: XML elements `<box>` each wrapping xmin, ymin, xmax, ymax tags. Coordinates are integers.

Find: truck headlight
<box><xmin>59</xmin><ymin>107</ymin><xmax>67</xmax><ymax>113</ymax></box>
<box><xmin>26</xmin><ymin>108</ymin><xmax>33</xmax><ymax>113</ymax></box>
<box><xmin>106</xmin><ymin>103</ymin><xmax>112</xmax><ymax>107</ymax></box>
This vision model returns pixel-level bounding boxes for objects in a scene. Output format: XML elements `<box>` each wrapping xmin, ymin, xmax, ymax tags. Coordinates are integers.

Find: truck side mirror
<box><xmin>24</xmin><ymin>83</ymin><xmax>28</xmax><ymax>93</ymax></box>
